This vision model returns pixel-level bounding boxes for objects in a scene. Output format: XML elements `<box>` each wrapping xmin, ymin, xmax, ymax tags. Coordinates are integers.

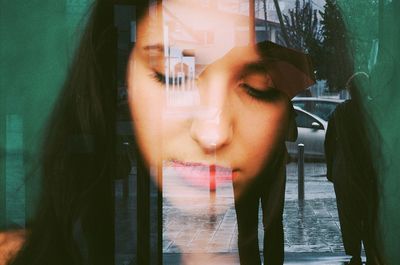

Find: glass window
<box><xmin>2</xmin><ymin>1</ymin><xmax>397</xmax><ymax>265</ymax></box>
<box><xmin>295</xmin><ymin>110</ymin><xmax>318</xmax><ymax>129</ymax></box>
<box><xmin>314</xmin><ymin>102</ymin><xmax>338</xmax><ymax>121</ymax></box>
<box><xmin>293</xmin><ymin>101</ymin><xmax>306</xmax><ymax>110</ymax></box>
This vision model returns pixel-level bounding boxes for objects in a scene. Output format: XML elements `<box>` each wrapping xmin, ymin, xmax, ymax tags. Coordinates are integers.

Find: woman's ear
<box><xmin>286</xmin><ymin>106</ymin><xmax>298</xmax><ymax>142</ymax></box>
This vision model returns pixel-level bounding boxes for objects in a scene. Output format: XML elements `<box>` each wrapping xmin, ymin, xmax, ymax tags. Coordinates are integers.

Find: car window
<box><xmin>314</xmin><ymin>102</ymin><xmax>338</xmax><ymax>120</ymax></box>
<box><xmin>295</xmin><ymin>110</ymin><xmax>321</xmax><ymax>129</ymax></box>
<box><xmin>293</xmin><ymin>101</ymin><xmax>306</xmax><ymax>110</ymax></box>
<box><xmin>293</xmin><ymin>101</ymin><xmax>313</xmax><ymax>113</ymax></box>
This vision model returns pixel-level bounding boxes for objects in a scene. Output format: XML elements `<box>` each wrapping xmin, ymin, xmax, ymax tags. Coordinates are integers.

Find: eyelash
<box><xmin>239</xmin><ymin>83</ymin><xmax>281</xmax><ymax>102</ymax></box>
<box><xmin>151</xmin><ymin>71</ymin><xmax>281</xmax><ymax>102</ymax></box>
<box><xmin>151</xmin><ymin>71</ymin><xmax>187</xmax><ymax>86</ymax></box>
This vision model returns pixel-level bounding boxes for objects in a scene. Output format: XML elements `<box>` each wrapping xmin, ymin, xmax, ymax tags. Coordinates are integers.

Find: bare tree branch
<box><xmin>273</xmin><ymin>0</ymin><xmax>292</xmax><ymax>47</ymax></box>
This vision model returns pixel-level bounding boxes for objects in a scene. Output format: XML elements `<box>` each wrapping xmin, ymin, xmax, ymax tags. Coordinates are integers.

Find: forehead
<box><xmin>137</xmin><ymin>0</ymin><xmax>252</xmax><ymax>61</ymax></box>
<box><xmin>134</xmin><ymin>0</ymin><xmax>315</xmax><ymax>98</ymax></box>
<box><xmin>163</xmin><ymin>0</ymin><xmax>250</xmax><ymax>31</ymax></box>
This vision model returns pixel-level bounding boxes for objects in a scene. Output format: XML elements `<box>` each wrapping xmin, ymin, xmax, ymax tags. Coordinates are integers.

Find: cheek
<box><xmin>238</xmin><ymin>104</ymin><xmax>288</xmax><ymax>172</ymax></box>
<box><xmin>127</xmin><ymin>64</ymin><xmax>165</xmax><ymax>163</ymax></box>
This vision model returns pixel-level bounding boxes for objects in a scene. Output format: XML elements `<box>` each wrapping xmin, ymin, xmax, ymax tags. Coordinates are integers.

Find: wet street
<box><xmin>115</xmin><ymin>162</ymin><xmax>365</xmax><ymax>264</ymax></box>
<box><xmin>161</xmin><ymin>162</ymin><xmax>353</xmax><ymax>264</ymax></box>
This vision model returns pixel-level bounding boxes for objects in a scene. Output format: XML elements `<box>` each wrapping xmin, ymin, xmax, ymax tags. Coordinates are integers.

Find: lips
<box><xmin>164</xmin><ymin>160</ymin><xmax>234</xmax><ymax>188</ymax></box>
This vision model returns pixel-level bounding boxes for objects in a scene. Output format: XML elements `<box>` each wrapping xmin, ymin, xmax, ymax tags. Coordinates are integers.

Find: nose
<box><xmin>189</xmin><ymin>90</ymin><xmax>234</xmax><ymax>153</ymax></box>
<box><xmin>190</xmin><ymin>108</ymin><xmax>233</xmax><ymax>152</ymax></box>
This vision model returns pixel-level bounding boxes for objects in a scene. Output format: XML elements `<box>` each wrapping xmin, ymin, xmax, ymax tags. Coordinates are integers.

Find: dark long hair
<box><xmin>9</xmin><ymin>1</ymin><xmax>148</xmax><ymax>264</ymax></box>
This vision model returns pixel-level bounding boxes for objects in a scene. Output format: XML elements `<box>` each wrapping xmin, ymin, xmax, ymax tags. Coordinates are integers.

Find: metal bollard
<box><xmin>298</xmin><ymin>143</ymin><xmax>305</xmax><ymax>201</ymax></box>
<box><xmin>210</xmin><ymin>164</ymin><xmax>216</xmax><ymax>193</ymax></box>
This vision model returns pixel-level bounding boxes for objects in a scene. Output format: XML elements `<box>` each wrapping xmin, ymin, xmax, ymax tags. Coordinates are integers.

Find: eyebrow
<box><xmin>142</xmin><ymin>45</ymin><xmax>271</xmax><ymax>77</ymax></box>
<box><xmin>143</xmin><ymin>44</ymin><xmax>164</xmax><ymax>53</ymax></box>
<box><xmin>240</xmin><ymin>61</ymin><xmax>270</xmax><ymax>75</ymax></box>
<box><xmin>143</xmin><ymin>44</ymin><xmax>195</xmax><ymax>56</ymax></box>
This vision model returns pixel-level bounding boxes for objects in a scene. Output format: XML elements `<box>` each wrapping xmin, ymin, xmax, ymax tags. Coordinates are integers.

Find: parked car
<box><xmin>292</xmin><ymin>97</ymin><xmax>344</xmax><ymax>121</ymax></box>
<box><xmin>286</xmin><ymin>106</ymin><xmax>328</xmax><ymax>160</ymax></box>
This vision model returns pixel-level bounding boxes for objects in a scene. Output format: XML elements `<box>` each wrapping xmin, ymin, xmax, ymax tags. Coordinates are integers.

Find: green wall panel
<box><xmin>0</xmin><ymin>0</ymin><xmax>92</xmax><ymax>227</ymax></box>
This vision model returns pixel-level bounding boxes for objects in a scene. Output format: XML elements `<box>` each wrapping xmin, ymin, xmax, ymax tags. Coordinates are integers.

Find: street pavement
<box><xmin>162</xmin><ymin>162</ymin><xmax>344</xmax><ymax>254</ymax></box>
<box><xmin>115</xmin><ymin>162</ymin><xmax>365</xmax><ymax>264</ymax></box>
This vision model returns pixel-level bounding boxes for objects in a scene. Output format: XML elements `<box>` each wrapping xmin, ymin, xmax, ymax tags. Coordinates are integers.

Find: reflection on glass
<box><xmin>2</xmin><ymin>1</ymin><xmax>393</xmax><ymax>265</ymax></box>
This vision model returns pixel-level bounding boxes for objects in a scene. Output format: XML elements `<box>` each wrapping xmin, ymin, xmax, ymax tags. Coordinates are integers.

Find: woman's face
<box><xmin>127</xmin><ymin>0</ymin><xmax>290</xmax><ymax>198</ymax></box>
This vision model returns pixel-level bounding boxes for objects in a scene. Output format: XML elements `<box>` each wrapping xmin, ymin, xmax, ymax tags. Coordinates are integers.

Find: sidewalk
<box><xmin>114</xmin><ymin>162</ymin><xmax>353</xmax><ymax>264</ymax></box>
<box><xmin>163</xmin><ymin>253</ymin><xmax>356</xmax><ymax>265</ymax></box>
<box><xmin>162</xmin><ymin>162</ymin><xmax>349</xmax><ymax>263</ymax></box>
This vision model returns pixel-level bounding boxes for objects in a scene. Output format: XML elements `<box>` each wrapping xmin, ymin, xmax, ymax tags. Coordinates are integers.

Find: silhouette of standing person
<box><xmin>324</xmin><ymin>75</ymin><xmax>380</xmax><ymax>265</ymax></box>
<box><xmin>232</xmin><ymin>42</ymin><xmax>313</xmax><ymax>265</ymax></box>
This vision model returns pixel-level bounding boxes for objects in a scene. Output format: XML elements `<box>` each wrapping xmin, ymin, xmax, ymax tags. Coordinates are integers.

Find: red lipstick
<box><xmin>165</xmin><ymin>160</ymin><xmax>234</xmax><ymax>188</ymax></box>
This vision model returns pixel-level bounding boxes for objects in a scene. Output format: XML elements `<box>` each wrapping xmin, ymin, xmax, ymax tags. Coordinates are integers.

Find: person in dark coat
<box><xmin>324</xmin><ymin>81</ymin><xmax>380</xmax><ymax>265</ymax></box>
<box><xmin>233</xmin><ymin>143</ymin><xmax>288</xmax><ymax>265</ymax></box>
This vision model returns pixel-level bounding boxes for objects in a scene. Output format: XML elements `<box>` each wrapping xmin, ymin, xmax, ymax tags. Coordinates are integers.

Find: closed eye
<box><xmin>152</xmin><ymin>70</ymin><xmax>282</xmax><ymax>102</ymax></box>
<box><xmin>152</xmin><ymin>71</ymin><xmax>173</xmax><ymax>85</ymax></box>
<box><xmin>239</xmin><ymin>83</ymin><xmax>282</xmax><ymax>101</ymax></box>
<box><xmin>151</xmin><ymin>71</ymin><xmax>190</xmax><ymax>86</ymax></box>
